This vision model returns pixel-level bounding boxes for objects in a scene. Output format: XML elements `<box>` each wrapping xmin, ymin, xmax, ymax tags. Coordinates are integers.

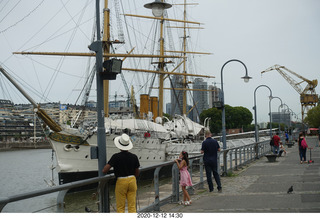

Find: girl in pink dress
<box><xmin>175</xmin><ymin>151</ymin><xmax>192</xmax><ymax>205</ymax></box>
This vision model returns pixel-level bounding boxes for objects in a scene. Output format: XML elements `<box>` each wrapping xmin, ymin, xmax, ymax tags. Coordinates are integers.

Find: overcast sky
<box><xmin>0</xmin><ymin>0</ymin><xmax>319</xmax><ymax>125</ymax></box>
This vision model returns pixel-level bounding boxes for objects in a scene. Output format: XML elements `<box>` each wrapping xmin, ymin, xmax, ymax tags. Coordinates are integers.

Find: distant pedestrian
<box><xmin>298</xmin><ymin>132</ymin><xmax>308</xmax><ymax>164</ymax></box>
<box><xmin>102</xmin><ymin>134</ymin><xmax>140</xmax><ymax>213</ymax></box>
<box><xmin>201</xmin><ymin>131</ymin><xmax>222</xmax><ymax>193</ymax></box>
<box><xmin>175</xmin><ymin>151</ymin><xmax>192</xmax><ymax>205</ymax></box>
<box><xmin>272</xmin><ymin>132</ymin><xmax>281</xmax><ymax>154</ymax></box>
<box><xmin>285</xmin><ymin>132</ymin><xmax>289</xmax><ymax>144</ymax></box>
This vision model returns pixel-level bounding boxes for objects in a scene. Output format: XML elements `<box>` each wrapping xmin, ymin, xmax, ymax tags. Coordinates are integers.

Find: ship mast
<box><xmin>102</xmin><ymin>0</ymin><xmax>110</xmax><ymax>117</ymax></box>
<box><xmin>158</xmin><ymin>3</ymin><xmax>165</xmax><ymax>117</ymax></box>
<box><xmin>182</xmin><ymin>0</ymin><xmax>187</xmax><ymax>115</ymax></box>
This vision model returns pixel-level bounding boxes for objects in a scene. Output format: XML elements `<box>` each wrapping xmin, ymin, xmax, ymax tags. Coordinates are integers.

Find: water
<box><xmin>0</xmin><ymin>149</ymin><xmax>177</xmax><ymax>213</ymax></box>
<box><xmin>0</xmin><ymin>149</ymin><xmax>59</xmax><ymax>213</ymax></box>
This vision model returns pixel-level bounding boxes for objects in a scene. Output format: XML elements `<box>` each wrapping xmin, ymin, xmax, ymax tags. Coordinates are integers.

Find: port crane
<box><xmin>261</xmin><ymin>64</ymin><xmax>319</xmax><ymax>121</ymax></box>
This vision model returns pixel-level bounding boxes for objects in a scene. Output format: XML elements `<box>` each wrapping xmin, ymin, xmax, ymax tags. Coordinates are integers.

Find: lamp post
<box><xmin>253</xmin><ymin>85</ymin><xmax>272</xmax><ymax>143</ymax></box>
<box><xmin>269</xmin><ymin>96</ymin><xmax>282</xmax><ymax>138</ymax></box>
<box><xmin>253</xmin><ymin>85</ymin><xmax>272</xmax><ymax>159</ymax></box>
<box><xmin>221</xmin><ymin>59</ymin><xmax>252</xmax><ymax>151</ymax></box>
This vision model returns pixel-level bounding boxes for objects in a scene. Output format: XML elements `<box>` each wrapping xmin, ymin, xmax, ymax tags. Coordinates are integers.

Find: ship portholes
<box><xmin>64</xmin><ymin>144</ymin><xmax>72</xmax><ymax>152</ymax></box>
<box><xmin>64</xmin><ymin>144</ymin><xmax>80</xmax><ymax>152</ymax></box>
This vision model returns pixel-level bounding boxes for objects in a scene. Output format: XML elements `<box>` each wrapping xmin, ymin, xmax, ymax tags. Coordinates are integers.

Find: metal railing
<box><xmin>0</xmin><ymin>140</ymin><xmax>270</xmax><ymax>213</ymax></box>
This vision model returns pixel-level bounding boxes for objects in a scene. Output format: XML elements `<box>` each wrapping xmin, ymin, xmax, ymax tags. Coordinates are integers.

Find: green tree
<box><xmin>200</xmin><ymin>107</ymin><xmax>222</xmax><ymax>134</ymax></box>
<box><xmin>200</xmin><ymin>105</ymin><xmax>253</xmax><ymax>134</ymax></box>
<box><xmin>304</xmin><ymin>104</ymin><xmax>320</xmax><ymax>127</ymax></box>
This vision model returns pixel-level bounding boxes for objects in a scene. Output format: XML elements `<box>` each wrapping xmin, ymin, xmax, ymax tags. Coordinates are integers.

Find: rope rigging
<box><xmin>0</xmin><ymin>0</ymin><xmax>45</xmax><ymax>34</ymax></box>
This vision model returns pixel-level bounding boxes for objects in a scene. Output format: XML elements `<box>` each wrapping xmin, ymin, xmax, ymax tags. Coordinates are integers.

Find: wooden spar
<box><xmin>164</xmin><ymin>50</ymin><xmax>212</xmax><ymax>55</ymax></box>
<box><xmin>0</xmin><ymin>66</ymin><xmax>62</xmax><ymax>132</ymax></box>
<box><xmin>123</xmin><ymin>14</ymin><xmax>201</xmax><ymax>25</ymax></box>
<box><xmin>12</xmin><ymin>51</ymin><xmax>185</xmax><ymax>59</ymax></box>
<box><xmin>122</xmin><ymin>67</ymin><xmax>214</xmax><ymax>78</ymax></box>
<box><xmin>166</xmin><ymin>26</ymin><xmax>204</xmax><ymax>29</ymax></box>
<box><xmin>150</xmin><ymin>87</ymin><xmax>214</xmax><ymax>92</ymax></box>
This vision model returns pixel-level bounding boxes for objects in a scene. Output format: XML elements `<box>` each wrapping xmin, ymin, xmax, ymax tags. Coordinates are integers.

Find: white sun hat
<box><xmin>114</xmin><ymin>134</ymin><xmax>133</xmax><ymax>151</ymax></box>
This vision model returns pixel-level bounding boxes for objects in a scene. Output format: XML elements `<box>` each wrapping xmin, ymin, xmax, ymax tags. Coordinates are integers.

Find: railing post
<box><xmin>255</xmin><ymin>143</ymin><xmax>259</xmax><ymax>159</ymax></box>
<box><xmin>57</xmin><ymin>190</ymin><xmax>68</xmax><ymax>213</ymax></box>
<box><xmin>217</xmin><ymin>152</ymin><xmax>221</xmax><ymax>175</ymax></box>
<box><xmin>188</xmin><ymin>160</ymin><xmax>194</xmax><ymax>195</ymax></box>
<box><xmin>0</xmin><ymin>200</ymin><xmax>7</xmax><ymax>212</ymax></box>
<box><xmin>234</xmin><ymin>148</ymin><xmax>238</xmax><ymax>170</ymax></box>
<box><xmin>172</xmin><ymin>164</ymin><xmax>179</xmax><ymax>203</ymax></box>
<box><xmin>223</xmin><ymin>150</ymin><xmax>228</xmax><ymax>176</ymax></box>
<box><xmin>229</xmin><ymin>150</ymin><xmax>233</xmax><ymax>173</ymax></box>
<box><xmin>199</xmin><ymin>157</ymin><xmax>204</xmax><ymax>189</ymax></box>
<box><xmin>154</xmin><ymin>167</ymin><xmax>162</xmax><ymax>212</ymax></box>
<box><xmin>239</xmin><ymin>147</ymin><xmax>243</xmax><ymax>166</ymax></box>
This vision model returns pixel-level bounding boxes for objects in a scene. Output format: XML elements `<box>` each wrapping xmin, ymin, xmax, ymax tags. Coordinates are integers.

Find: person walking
<box><xmin>175</xmin><ymin>151</ymin><xmax>192</xmax><ymax>206</ymax></box>
<box><xmin>298</xmin><ymin>132</ymin><xmax>308</xmax><ymax>164</ymax></box>
<box><xmin>102</xmin><ymin>134</ymin><xmax>140</xmax><ymax>213</ymax></box>
<box><xmin>272</xmin><ymin>132</ymin><xmax>281</xmax><ymax>154</ymax></box>
<box><xmin>201</xmin><ymin>131</ymin><xmax>222</xmax><ymax>193</ymax></box>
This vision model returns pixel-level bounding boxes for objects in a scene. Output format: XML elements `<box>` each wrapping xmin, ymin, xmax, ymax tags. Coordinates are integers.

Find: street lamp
<box><xmin>144</xmin><ymin>0</ymin><xmax>172</xmax><ymax>17</ymax></box>
<box><xmin>253</xmin><ymin>85</ymin><xmax>272</xmax><ymax>144</ymax></box>
<box><xmin>269</xmin><ymin>96</ymin><xmax>282</xmax><ymax>138</ymax></box>
<box><xmin>221</xmin><ymin>59</ymin><xmax>252</xmax><ymax>150</ymax></box>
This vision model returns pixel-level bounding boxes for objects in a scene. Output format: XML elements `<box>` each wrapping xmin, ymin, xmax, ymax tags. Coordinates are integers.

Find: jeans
<box><xmin>299</xmin><ymin>148</ymin><xmax>307</xmax><ymax>162</ymax></box>
<box><xmin>204</xmin><ymin>161</ymin><xmax>222</xmax><ymax>191</ymax></box>
<box><xmin>272</xmin><ymin>146</ymin><xmax>279</xmax><ymax>154</ymax></box>
<box><xmin>115</xmin><ymin>176</ymin><xmax>137</xmax><ymax>213</ymax></box>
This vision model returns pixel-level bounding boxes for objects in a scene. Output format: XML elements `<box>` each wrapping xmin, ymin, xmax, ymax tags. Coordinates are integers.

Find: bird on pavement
<box><xmin>287</xmin><ymin>186</ymin><xmax>293</xmax><ymax>194</ymax></box>
<box><xmin>85</xmin><ymin>206</ymin><xmax>92</xmax><ymax>212</ymax></box>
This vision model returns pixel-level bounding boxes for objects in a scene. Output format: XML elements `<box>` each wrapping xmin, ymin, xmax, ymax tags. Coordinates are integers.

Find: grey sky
<box><xmin>0</xmin><ymin>0</ymin><xmax>319</xmax><ymax>125</ymax></box>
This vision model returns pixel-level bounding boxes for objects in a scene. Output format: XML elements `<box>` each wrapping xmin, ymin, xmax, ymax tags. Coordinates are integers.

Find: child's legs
<box><xmin>181</xmin><ymin>186</ymin><xmax>190</xmax><ymax>201</ymax></box>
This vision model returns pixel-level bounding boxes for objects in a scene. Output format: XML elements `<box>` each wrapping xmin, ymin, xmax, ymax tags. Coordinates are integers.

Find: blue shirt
<box><xmin>201</xmin><ymin>137</ymin><xmax>220</xmax><ymax>163</ymax></box>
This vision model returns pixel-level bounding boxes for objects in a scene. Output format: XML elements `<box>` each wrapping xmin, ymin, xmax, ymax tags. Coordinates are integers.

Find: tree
<box><xmin>199</xmin><ymin>107</ymin><xmax>222</xmax><ymax>134</ymax></box>
<box><xmin>200</xmin><ymin>105</ymin><xmax>253</xmax><ymax>134</ymax></box>
<box><xmin>304</xmin><ymin>104</ymin><xmax>320</xmax><ymax>127</ymax></box>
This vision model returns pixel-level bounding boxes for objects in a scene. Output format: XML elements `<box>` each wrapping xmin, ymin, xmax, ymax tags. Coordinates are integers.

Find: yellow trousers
<box><xmin>115</xmin><ymin>176</ymin><xmax>137</xmax><ymax>213</ymax></box>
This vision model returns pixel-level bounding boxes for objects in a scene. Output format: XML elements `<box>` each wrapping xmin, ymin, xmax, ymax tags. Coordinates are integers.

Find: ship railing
<box><xmin>0</xmin><ymin>140</ymin><xmax>270</xmax><ymax>213</ymax></box>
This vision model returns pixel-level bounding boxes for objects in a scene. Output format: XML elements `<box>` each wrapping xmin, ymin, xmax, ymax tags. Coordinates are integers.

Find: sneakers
<box><xmin>179</xmin><ymin>200</ymin><xmax>192</xmax><ymax>206</ymax></box>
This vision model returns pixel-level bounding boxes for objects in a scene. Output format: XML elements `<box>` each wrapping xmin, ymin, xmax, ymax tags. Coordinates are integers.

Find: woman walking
<box><xmin>298</xmin><ymin>132</ymin><xmax>308</xmax><ymax>164</ymax></box>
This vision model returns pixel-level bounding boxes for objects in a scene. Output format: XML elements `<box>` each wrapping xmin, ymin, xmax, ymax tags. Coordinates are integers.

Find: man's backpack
<box><xmin>270</xmin><ymin>138</ymin><xmax>274</xmax><ymax>146</ymax></box>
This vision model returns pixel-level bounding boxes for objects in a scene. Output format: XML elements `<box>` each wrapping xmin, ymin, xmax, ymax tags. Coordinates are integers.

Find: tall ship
<box><xmin>0</xmin><ymin>0</ymin><xmax>216</xmax><ymax>184</ymax></box>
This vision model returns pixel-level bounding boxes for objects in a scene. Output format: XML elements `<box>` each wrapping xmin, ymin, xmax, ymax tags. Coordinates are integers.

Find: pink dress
<box><xmin>179</xmin><ymin>166</ymin><xmax>192</xmax><ymax>186</ymax></box>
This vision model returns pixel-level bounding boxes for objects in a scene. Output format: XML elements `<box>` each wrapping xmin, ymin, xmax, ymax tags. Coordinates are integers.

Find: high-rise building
<box><xmin>170</xmin><ymin>75</ymin><xmax>184</xmax><ymax>116</ymax></box>
<box><xmin>192</xmin><ymin>78</ymin><xmax>208</xmax><ymax>122</ymax></box>
<box><xmin>208</xmin><ymin>84</ymin><xmax>221</xmax><ymax>108</ymax></box>
<box><xmin>271</xmin><ymin>111</ymin><xmax>291</xmax><ymax>127</ymax></box>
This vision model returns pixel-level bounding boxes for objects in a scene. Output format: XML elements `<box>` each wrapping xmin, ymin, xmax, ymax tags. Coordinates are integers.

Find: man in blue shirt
<box><xmin>201</xmin><ymin>131</ymin><xmax>222</xmax><ymax>192</ymax></box>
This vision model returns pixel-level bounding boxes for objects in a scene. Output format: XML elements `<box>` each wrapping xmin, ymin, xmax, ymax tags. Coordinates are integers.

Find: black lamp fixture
<box><xmin>101</xmin><ymin>58</ymin><xmax>123</xmax><ymax>80</ymax></box>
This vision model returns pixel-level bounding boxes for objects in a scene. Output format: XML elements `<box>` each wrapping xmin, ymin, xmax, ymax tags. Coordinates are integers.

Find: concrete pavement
<box><xmin>161</xmin><ymin>143</ymin><xmax>320</xmax><ymax>213</ymax></box>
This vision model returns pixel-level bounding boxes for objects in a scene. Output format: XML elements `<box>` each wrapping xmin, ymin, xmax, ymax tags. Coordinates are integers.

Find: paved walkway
<box><xmin>161</xmin><ymin>143</ymin><xmax>320</xmax><ymax>213</ymax></box>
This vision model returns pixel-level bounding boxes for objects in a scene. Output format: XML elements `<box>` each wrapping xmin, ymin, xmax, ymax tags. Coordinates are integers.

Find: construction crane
<box><xmin>261</xmin><ymin>64</ymin><xmax>319</xmax><ymax>121</ymax></box>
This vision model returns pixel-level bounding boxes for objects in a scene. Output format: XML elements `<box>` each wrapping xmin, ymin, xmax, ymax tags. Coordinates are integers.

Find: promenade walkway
<box><xmin>162</xmin><ymin>143</ymin><xmax>320</xmax><ymax>213</ymax></box>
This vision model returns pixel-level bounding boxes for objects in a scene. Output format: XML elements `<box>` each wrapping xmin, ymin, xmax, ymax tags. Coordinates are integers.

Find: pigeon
<box><xmin>85</xmin><ymin>206</ymin><xmax>92</xmax><ymax>212</ymax></box>
<box><xmin>287</xmin><ymin>186</ymin><xmax>293</xmax><ymax>194</ymax></box>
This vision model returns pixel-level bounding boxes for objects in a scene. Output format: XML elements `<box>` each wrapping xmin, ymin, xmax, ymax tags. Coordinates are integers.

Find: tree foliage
<box><xmin>200</xmin><ymin>105</ymin><xmax>253</xmax><ymax>134</ymax></box>
<box><xmin>304</xmin><ymin>104</ymin><xmax>320</xmax><ymax>127</ymax></box>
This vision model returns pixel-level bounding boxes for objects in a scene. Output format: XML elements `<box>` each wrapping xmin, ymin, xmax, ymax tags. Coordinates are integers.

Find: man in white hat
<box><xmin>102</xmin><ymin>133</ymin><xmax>140</xmax><ymax>213</ymax></box>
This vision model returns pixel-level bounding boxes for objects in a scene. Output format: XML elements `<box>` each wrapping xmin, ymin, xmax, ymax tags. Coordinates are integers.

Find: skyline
<box><xmin>0</xmin><ymin>0</ymin><xmax>319</xmax><ymax>124</ymax></box>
